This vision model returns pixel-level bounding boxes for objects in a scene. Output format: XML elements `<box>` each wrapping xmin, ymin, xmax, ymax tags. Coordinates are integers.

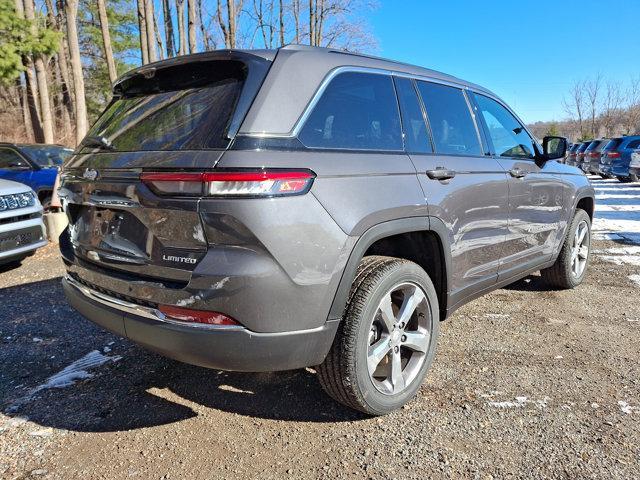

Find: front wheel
<box><xmin>541</xmin><ymin>209</ymin><xmax>591</xmax><ymax>289</ymax></box>
<box><xmin>317</xmin><ymin>256</ymin><xmax>440</xmax><ymax>415</ymax></box>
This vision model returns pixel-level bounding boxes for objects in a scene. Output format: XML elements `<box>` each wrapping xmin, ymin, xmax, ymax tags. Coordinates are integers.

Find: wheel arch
<box><xmin>328</xmin><ymin>217</ymin><xmax>452</xmax><ymax>322</ymax></box>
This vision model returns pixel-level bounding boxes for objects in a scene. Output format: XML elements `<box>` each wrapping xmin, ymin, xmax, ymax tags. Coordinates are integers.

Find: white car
<box><xmin>0</xmin><ymin>179</ymin><xmax>47</xmax><ymax>266</ymax></box>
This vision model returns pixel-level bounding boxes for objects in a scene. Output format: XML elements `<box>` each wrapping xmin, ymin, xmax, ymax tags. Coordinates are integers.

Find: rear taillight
<box><xmin>141</xmin><ymin>170</ymin><xmax>315</xmax><ymax>197</ymax></box>
<box><xmin>606</xmin><ymin>151</ymin><xmax>621</xmax><ymax>158</ymax></box>
<box><xmin>159</xmin><ymin>305</ymin><xmax>240</xmax><ymax>326</ymax></box>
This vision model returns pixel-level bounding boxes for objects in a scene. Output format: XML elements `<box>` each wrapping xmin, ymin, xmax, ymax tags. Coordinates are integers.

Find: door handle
<box><xmin>426</xmin><ymin>168</ymin><xmax>456</xmax><ymax>181</ymax></box>
<box><xmin>509</xmin><ymin>167</ymin><xmax>528</xmax><ymax>178</ymax></box>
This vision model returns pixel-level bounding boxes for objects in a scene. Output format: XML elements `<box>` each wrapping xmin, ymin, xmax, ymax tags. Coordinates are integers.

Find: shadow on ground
<box><xmin>0</xmin><ymin>278</ymin><xmax>362</xmax><ymax>434</ymax></box>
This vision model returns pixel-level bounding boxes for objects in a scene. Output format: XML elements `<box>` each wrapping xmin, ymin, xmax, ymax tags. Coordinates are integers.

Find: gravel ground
<box><xmin>1</xmin><ymin>178</ymin><xmax>639</xmax><ymax>479</ymax></box>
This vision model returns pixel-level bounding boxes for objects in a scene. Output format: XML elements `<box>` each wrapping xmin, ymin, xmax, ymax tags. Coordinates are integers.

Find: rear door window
<box><xmin>0</xmin><ymin>149</ymin><xmax>28</xmax><ymax>169</ymax></box>
<box><xmin>626</xmin><ymin>139</ymin><xmax>640</xmax><ymax>149</ymax></box>
<box><xmin>473</xmin><ymin>93</ymin><xmax>535</xmax><ymax>159</ymax></box>
<box><xmin>416</xmin><ymin>81</ymin><xmax>481</xmax><ymax>156</ymax></box>
<box><xmin>393</xmin><ymin>77</ymin><xmax>432</xmax><ymax>154</ymax></box>
<box><xmin>298</xmin><ymin>72</ymin><xmax>402</xmax><ymax>151</ymax></box>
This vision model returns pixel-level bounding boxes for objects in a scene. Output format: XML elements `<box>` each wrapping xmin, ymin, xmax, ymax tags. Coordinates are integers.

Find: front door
<box><xmin>395</xmin><ymin>77</ymin><xmax>510</xmax><ymax>306</ymax></box>
<box><xmin>471</xmin><ymin>93</ymin><xmax>563</xmax><ymax>279</ymax></box>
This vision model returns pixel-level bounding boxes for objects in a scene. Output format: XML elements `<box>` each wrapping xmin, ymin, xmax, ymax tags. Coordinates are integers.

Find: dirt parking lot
<box><xmin>1</xmin><ymin>177</ymin><xmax>639</xmax><ymax>479</ymax></box>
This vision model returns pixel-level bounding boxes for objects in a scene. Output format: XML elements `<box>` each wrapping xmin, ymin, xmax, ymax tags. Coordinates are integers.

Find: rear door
<box><xmin>59</xmin><ymin>55</ymin><xmax>270</xmax><ymax>286</ymax></box>
<box><xmin>471</xmin><ymin>93</ymin><xmax>563</xmax><ymax>279</ymax></box>
<box><xmin>396</xmin><ymin>77</ymin><xmax>509</xmax><ymax>305</ymax></box>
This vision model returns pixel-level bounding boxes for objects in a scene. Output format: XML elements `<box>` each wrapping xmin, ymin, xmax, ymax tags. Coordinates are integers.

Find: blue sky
<box><xmin>370</xmin><ymin>0</ymin><xmax>640</xmax><ymax>123</ymax></box>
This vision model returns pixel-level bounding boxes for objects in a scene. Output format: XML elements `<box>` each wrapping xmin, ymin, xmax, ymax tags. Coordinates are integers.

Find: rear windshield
<box><xmin>85</xmin><ymin>61</ymin><xmax>248</xmax><ymax>152</ymax></box>
<box><xmin>604</xmin><ymin>138</ymin><xmax>622</xmax><ymax>150</ymax></box>
<box><xmin>577</xmin><ymin>143</ymin><xmax>590</xmax><ymax>152</ymax></box>
<box><xmin>585</xmin><ymin>140</ymin><xmax>602</xmax><ymax>151</ymax></box>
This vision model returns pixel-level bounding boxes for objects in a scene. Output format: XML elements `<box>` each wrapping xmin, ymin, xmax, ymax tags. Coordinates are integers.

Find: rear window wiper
<box><xmin>80</xmin><ymin>135</ymin><xmax>114</xmax><ymax>151</ymax></box>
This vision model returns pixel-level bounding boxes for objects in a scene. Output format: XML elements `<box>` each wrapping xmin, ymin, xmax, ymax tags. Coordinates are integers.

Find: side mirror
<box><xmin>542</xmin><ymin>136</ymin><xmax>567</xmax><ymax>160</ymax></box>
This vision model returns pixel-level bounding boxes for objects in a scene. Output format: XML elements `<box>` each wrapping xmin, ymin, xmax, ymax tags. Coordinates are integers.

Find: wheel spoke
<box><xmin>390</xmin><ymin>350</ymin><xmax>405</xmax><ymax>393</ymax></box>
<box><xmin>367</xmin><ymin>338</ymin><xmax>390</xmax><ymax>375</ymax></box>
<box><xmin>577</xmin><ymin>225</ymin><xmax>587</xmax><ymax>245</ymax></box>
<box><xmin>402</xmin><ymin>330</ymin><xmax>429</xmax><ymax>353</ymax></box>
<box><xmin>397</xmin><ymin>287</ymin><xmax>425</xmax><ymax>326</ymax></box>
<box><xmin>378</xmin><ymin>293</ymin><xmax>396</xmax><ymax>333</ymax></box>
<box><xmin>578</xmin><ymin>246</ymin><xmax>589</xmax><ymax>259</ymax></box>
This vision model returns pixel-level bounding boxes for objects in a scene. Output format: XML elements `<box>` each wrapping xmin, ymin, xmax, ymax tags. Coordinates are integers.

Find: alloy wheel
<box><xmin>570</xmin><ymin>220</ymin><xmax>589</xmax><ymax>277</ymax></box>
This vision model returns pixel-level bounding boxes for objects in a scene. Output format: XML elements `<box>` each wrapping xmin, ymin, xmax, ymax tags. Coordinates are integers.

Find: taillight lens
<box><xmin>141</xmin><ymin>170</ymin><xmax>315</xmax><ymax>197</ymax></box>
<box><xmin>607</xmin><ymin>151</ymin><xmax>621</xmax><ymax>158</ymax></box>
<box><xmin>159</xmin><ymin>304</ymin><xmax>240</xmax><ymax>326</ymax></box>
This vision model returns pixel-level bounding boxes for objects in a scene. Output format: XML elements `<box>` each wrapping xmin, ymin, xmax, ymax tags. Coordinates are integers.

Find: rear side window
<box><xmin>416</xmin><ymin>82</ymin><xmax>481</xmax><ymax>156</ymax></box>
<box><xmin>626</xmin><ymin>139</ymin><xmax>640</xmax><ymax>149</ymax></box>
<box><xmin>393</xmin><ymin>77</ymin><xmax>432</xmax><ymax>153</ymax></box>
<box><xmin>604</xmin><ymin>139</ymin><xmax>622</xmax><ymax>150</ymax></box>
<box><xmin>298</xmin><ymin>72</ymin><xmax>402</xmax><ymax>151</ymax></box>
<box><xmin>0</xmin><ymin>149</ymin><xmax>27</xmax><ymax>169</ymax></box>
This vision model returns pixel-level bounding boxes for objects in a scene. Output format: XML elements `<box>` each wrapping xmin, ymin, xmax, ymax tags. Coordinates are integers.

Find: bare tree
<box><xmin>584</xmin><ymin>74</ymin><xmax>601</xmax><ymax>138</ymax></box>
<box><xmin>563</xmin><ymin>80</ymin><xmax>587</xmax><ymax>140</ymax></box>
<box><xmin>144</xmin><ymin>0</ymin><xmax>159</xmax><ymax>62</ymax></box>
<box><xmin>97</xmin><ymin>0</ymin><xmax>118</xmax><ymax>84</ymax></box>
<box><xmin>177</xmin><ymin>0</ymin><xmax>187</xmax><ymax>55</ymax></box>
<box><xmin>137</xmin><ymin>0</ymin><xmax>149</xmax><ymax>64</ymax></box>
<box><xmin>622</xmin><ymin>76</ymin><xmax>640</xmax><ymax>135</ymax></box>
<box><xmin>197</xmin><ymin>0</ymin><xmax>211</xmax><ymax>50</ymax></box>
<box><xmin>65</xmin><ymin>0</ymin><xmax>88</xmax><ymax>144</ymax></box>
<box><xmin>600</xmin><ymin>81</ymin><xmax>623</xmax><ymax>137</ymax></box>
<box><xmin>24</xmin><ymin>0</ymin><xmax>55</xmax><ymax>143</ymax></box>
<box><xmin>278</xmin><ymin>0</ymin><xmax>284</xmax><ymax>45</ymax></box>
<box><xmin>163</xmin><ymin>0</ymin><xmax>176</xmax><ymax>57</ymax></box>
<box><xmin>216</xmin><ymin>0</ymin><xmax>241</xmax><ymax>48</ymax></box>
<box><xmin>188</xmin><ymin>0</ymin><xmax>197</xmax><ymax>53</ymax></box>
<box><xmin>291</xmin><ymin>0</ymin><xmax>300</xmax><ymax>42</ymax></box>
<box><xmin>252</xmin><ymin>0</ymin><xmax>276</xmax><ymax>48</ymax></box>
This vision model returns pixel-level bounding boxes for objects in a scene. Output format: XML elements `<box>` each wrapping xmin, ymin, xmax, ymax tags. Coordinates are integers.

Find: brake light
<box><xmin>606</xmin><ymin>151</ymin><xmax>621</xmax><ymax>158</ymax></box>
<box><xmin>159</xmin><ymin>305</ymin><xmax>240</xmax><ymax>326</ymax></box>
<box><xmin>141</xmin><ymin>170</ymin><xmax>315</xmax><ymax>197</ymax></box>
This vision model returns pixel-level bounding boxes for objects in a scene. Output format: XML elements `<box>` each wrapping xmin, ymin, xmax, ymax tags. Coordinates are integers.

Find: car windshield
<box><xmin>20</xmin><ymin>145</ymin><xmax>73</xmax><ymax>167</ymax></box>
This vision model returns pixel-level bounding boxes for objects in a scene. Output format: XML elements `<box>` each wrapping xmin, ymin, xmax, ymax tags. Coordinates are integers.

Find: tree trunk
<box><xmin>47</xmin><ymin>0</ymin><xmax>75</xmax><ymax>134</ymax></box>
<box><xmin>97</xmin><ymin>0</ymin><xmax>118</xmax><ymax>84</ymax></box>
<box><xmin>65</xmin><ymin>0</ymin><xmax>88</xmax><ymax>144</ymax></box>
<box><xmin>188</xmin><ymin>0</ymin><xmax>197</xmax><ymax>53</ymax></box>
<box><xmin>278</xmin><ymin>0</ymin><xmax>284</xmax><ymax>46</ymax></box>
<box><xmin>163</xmin><ymin>0</ymin><xmax>175</xmax><ymax>57</ymax></box>
<box><xmin>309</xmin><ymin>0</ymin><xmax>314</xmax><ymax>46</ymax></box>
<box><xmin>155</xmin><ymin>14</ymin><xmax>165</xmax><ymax>60</ymax></box>
<box><xmin>292</xmin><ymin>0</ymin><xmax>299</xmax><ymax>43</ymax></box>
<box><xmin>137</xmin><ymin>0</ymin><xmax>149</xmax><ymax>64</ymax></box>
<box><xmin>17</xmin><ymin>75</ymin><xmax>34</xmax><ymax>142</ymax></box>
<box><xmin>24</xmin><ymin>0</ymin><xmax>55</xmax><ymax>143</ymax></box>
<box><xmin>197</xmin><ymin>0</ymin><xmax>210</xmax><ymax>50</ymax></box>
<box><xmin>227</xmin><ymin>0</ymin><xmax>236</xmax><ymax>48</ymax></box>
<box><xmin>144</xmin><ymin>0</ymin><xmax>158</xmax><ymax>62</ymax></box>
<box><xmin>177</xmin><ymin>0</ymin><xmax>187</xmax><ymax>55</ymax></box>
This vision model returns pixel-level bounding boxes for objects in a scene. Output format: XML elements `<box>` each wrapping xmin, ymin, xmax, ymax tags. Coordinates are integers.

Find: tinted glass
<box><xmin>299</xmin><ymin>72</ymin><xmax>402</xmax><ymax>150</ymax></box>
<box><xmin>416</xmin><ymin>82</ymin><xmax>481</xmax><ymax>156</ymax></box>
<box><xmin>626</xmin><ymin>139</ymin><xmax>640</xmax><ymax>149</ymax></box>
<box><xmin>19</xmin><ymin>145</ymin><xmax>72</xmax><ymax>167</ymax></box>
<box><xmin>474</xmin><ymin>94</ymin><xmax>535</xmax><ymax>159</ymax></box>
<box><xmin>86</xmin><ymin>77</ymin><xmax>244</xmax><ymax>151</ymax></box>
<box><xmin>0</xmin><ymin>149</ymin><xmax>27</xmax><ymax>169</ymax></box>
<box><xmin>603</xmin><ymin>139</ymin><xmax>622</xmax><ymax>151</ymax></box>
<box><xmin>393</xmin><ymin>77</ymin><xmax>432</xmax><ymax>153</ymax></box>
<box><xmin>576</xmin><ymin>143</ymin><xmax>590</xmax><ymax>152</ymax></box>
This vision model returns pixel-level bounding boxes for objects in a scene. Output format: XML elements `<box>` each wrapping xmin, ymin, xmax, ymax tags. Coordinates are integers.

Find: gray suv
<box><xmin>59</xmin><ymin>46</ymin><xmax>595</xmax><ymax>415</ymax></box>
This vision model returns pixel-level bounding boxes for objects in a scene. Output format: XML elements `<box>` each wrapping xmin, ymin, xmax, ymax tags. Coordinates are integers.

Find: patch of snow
<box><xmin>32</xmin><ymin>337</ymin><xmax>43</xmax><ymax>343</ymax></box>
<box><xmin>485</xmin><ymin>394</ymin><xmax>549</xmax><ymax>409</ymax></box>
<box><xmin>103</xmin><ymin>346</ymin><xmax>111</xmax><ymax>353</ymax></box>
<box><xmin>618</xmin><ymin>400</ymin><xmax>637</xmax><ymax>415</ymax></box>
<box><xmin>591</xmin><ymin>403</ymin><xmax>599</xmax><ymax>409</ymax></box>
<box><xmin>595</xmin><ymin>194</ymin><xmax>640</xmax><ymax>200</ymax></box>
<box><xmin>554</xmin><ymin>355</ymin><xmax>563</xmax><ymax>359</ymax></box>
<box><xmin>629</xmin><ymin>275</ymin><xmax>640</xmax><ymax>287</ymax></box>
<box><xmin>593</xmin><ymin>246</ymin><xmax>640</xmax><ymax>255</ymax></box>
<box><xmin>599</xmin><ymin>255</ymin><xmax>640</xmax><ymax>266</ymax></box>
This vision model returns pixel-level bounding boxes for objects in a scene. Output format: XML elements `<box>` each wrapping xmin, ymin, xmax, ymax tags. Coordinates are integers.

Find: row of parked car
<box><xmin>565</xmin><ymin>135</ymin><xmax>640</xmax><ymax>182</ymax></box>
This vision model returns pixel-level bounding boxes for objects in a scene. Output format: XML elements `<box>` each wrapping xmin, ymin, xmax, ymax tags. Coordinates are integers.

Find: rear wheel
<box><xmin>317</xmin><ymin>256</ymin><xmax>440</xmax><ymax>415</ymax></box>
<box><xmin>630</xmin><ymin>173</ymin><xmax>639</xmax><ymax>182</ymax></box>
<box><xmin>617</xmin><ymin>176</ymin><xmax>633</xmax><ymax>183</ymax></box>
<box><xmin>541</xmin><ymin>209</ymin><xmax>591</xmax><ymax>289</ymax></box>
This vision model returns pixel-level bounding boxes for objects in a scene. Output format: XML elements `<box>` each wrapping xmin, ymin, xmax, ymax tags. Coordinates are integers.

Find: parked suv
<box><xmin>566</xmin><ymin>143</ymin><xmax>581</xmax><ymax>166</ymax></box>
<box><xmin>583</xmin><ymin>139</ymin><xmax>609</xmax><ymax>176</ymax></box>
<box><xmin>0</xmin><ymin>143</ymin><xmax>72</xmax><ymax>210</ymax></box>
<box><xmin>59</xmin><ymin>46</ymin><xmax>595</xmax><ymax>415</ymax></box>
<box><xmin>574</xmin><ymin>141</ymin><xmax>592</xmax><ymax>171</ymax></box>
<box><xmin>599</xmin><ymin>135</ymin><xmax>640</xmax><ymax>182</ymax></box>
<box><xmin>629</xmin><ymin>150</ymin><xmax>640</xmax><ymax>179</ymax></box>
<box><xmin>0</xmin><ymin>179</ymin><xmax>47</xmax><ymax>266</ymax></box>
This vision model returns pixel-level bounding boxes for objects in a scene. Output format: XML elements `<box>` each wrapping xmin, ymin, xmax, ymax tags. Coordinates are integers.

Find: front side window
<box><xmin>0</xmin><ymin>149</ymin><xmax>28</xmax><ymax>169</ymax></box>
<box><xmin>474</xmin><ymin>94</ymin><xmax>535</xmax><ymax>159</ymax></box>
<box><xmin>416</xmin><ymin>81</ymin><xmax>481</xmax><ymax>156</ymax></box>
<box><xmin>298</xmin><ymin>72</ymin><xmax>402</xmax><ymax>151</ymax></box>
<box><xmin>19</xmin><ymin>145</ymin><xmax>72</xmax><ymax>167</ymax></box>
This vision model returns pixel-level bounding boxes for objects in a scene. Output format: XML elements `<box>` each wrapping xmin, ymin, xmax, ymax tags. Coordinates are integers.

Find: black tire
<box><xmin>541</xmin><ymin>209</ymin><xmax>591</xmax><ymax>289</ymax></box>
<box><xmin>40</xmin><ymin>195</ymin><xmax>52</xmax><ymax>212</ymax></box>
<box><xmin>630</xmin><ymin>173</ymin><xmax>639</xmax><ymax>183</ymax></box>
<box><xmin>617</xmin><ymin>176</ymin><xmax>633</xmax><ymax>183</ymax></box>
<box><xmin>317</xmin><ymin>256</ymin><xmax>440</xmax><ymax>415</ymax></box>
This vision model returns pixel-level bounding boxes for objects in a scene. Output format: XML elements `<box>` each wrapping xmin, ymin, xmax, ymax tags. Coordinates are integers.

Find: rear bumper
<box><xmin>62</xmin><ymin>276</ymin><xmax>338</xmax><ymax>372</ymax></box>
